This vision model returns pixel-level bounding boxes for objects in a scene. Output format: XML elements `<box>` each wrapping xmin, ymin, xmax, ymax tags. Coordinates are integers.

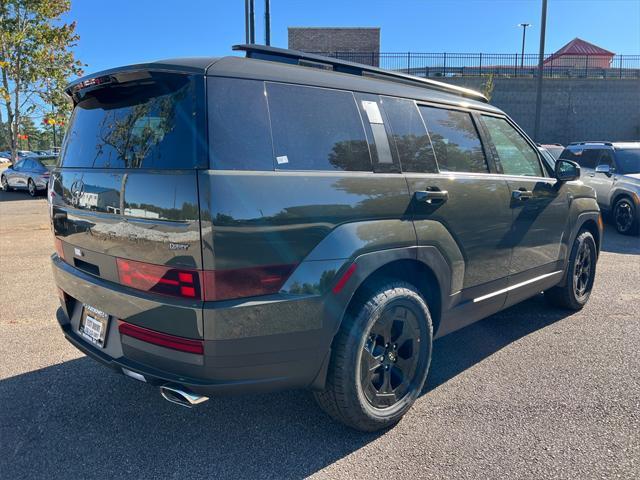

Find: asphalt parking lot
<box><xmin>1</xmin><ymin>189</ymin><xmax>638</xmax><ymax>479</ymax></box>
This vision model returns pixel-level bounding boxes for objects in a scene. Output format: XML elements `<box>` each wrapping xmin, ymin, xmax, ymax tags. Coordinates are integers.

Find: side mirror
<box><xmin>595</xmin><ymin>164</ymin><xmax>613</xmax><ymax>175</ymax></box>
<box><xmin>555</xmin><ymin>159</ymin><xmax>581</xmax><ymax>182</ymax></box>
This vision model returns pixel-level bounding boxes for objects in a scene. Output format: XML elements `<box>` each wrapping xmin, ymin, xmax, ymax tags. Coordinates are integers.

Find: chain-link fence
<box><xmin>315</xmin><ymin>52</ymin><xmax>640</xmax><ymax>79</ymax></box>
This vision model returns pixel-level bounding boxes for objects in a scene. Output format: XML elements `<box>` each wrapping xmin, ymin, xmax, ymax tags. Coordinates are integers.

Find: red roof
<box><xmin>547</xmin><ymin>38</ymin><xmax>615</xmax><ymax>59</ymax></box>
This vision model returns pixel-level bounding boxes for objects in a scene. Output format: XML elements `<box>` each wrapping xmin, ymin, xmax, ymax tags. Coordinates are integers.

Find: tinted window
<box><xmin>568</xmin><ymin>149</ymin><xmax>603</xmax><ymax>169</ymax></box>
<box><xmin>208</xmin><ymin>77</ymin><xmax>273</xmax><ymax>170</ymax></box>
<box><xmin>615</xmin><ymin>148</ymin><xmax>640</xmax><ymax>174</ymax></box>
<box><xmin>267</xmin><ymin>83</ymin><xmax>371</xmax><ymax>171</ymax></box>
<box><xmin>382</xmin><ymin>97</ymin><xmax>437</xmax><ymax>173</ymax></box>
<box><xmin>482</xmin><ymin>116</ymin><xmax>543</xmax><ymax>177</ymax></box>
<box><xmin>419</xmin><ymin>106</ymin><xmax>487</xmax><ymax>173</ymax></box>
<box><xmin>61</xmin><ymin>73</ymin><xmax>199</xmax><ymax>169</ymax></box>
<box><xmin>13</xmin><ymin>160</ymin><xmax>24</xmax><ymax>170</ymax></box>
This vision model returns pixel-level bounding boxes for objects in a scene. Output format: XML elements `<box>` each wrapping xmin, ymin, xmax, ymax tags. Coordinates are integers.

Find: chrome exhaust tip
<box><xmin>160</xmin><ymin>385</ymin><xmax>209</xmax><ymax>408</ymax></box>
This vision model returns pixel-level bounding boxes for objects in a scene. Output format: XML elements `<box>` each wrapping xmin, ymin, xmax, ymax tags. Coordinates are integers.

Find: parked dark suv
<box><xmin>50</xmin><ymin>45</ymin><xmax>601</xmax><ymax>431</ymax></box>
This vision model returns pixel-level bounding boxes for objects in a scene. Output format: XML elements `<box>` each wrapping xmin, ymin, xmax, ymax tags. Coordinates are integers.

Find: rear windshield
<box><xmin>60</xmin><ymin>73</ymin><xmax>199</xmax><ymax>169</ymax></box>
<box><xmin>616</xmin><ymin>149</ymin><xmax>640</xmax><ymax>174</ymax></box>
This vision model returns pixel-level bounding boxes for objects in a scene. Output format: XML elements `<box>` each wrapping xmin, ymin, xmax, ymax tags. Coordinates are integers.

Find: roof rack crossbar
<box><xmin>232</xmin><ymin>44</ymin><xmax>488</xmax><ymax>103</ymax></box>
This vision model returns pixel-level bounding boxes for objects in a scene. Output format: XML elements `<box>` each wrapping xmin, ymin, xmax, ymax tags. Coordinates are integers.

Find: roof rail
<box><xmin>568</xmin><ymin>141</ymin><xmax>614</xmax><ymax>146</ymax></box>
<box><xmin>232</xmin><ymin>44</ymin><xmax>488</xmax><ymax>103</ymax></box>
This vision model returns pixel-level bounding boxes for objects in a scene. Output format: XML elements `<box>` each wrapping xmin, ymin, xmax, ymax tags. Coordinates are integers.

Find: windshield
<box><xmin>616</xmin><ymin>149</ymin><xmax>640</xmax><ymax>174</ymax></box>
<box><xmin>60</xmin><ymin>73</ymin><xmax>199</xmax><ymax>169</ymax></box>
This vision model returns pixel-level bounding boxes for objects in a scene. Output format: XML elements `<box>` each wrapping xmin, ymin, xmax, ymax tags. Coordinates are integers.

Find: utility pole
<box><xmin>249</xmin><ymin>0</ymin><xmax>255</xmax><ymax>44</ymax></box>
<box><xmin>518</xmin><ymin>23</ymin><xmax>531</xmax><ymax>69</ymax></box>
<box><xmin>264</xmin><ymin>0</ymin><xmax>271</xmax><ymax>46</ymax></box>
<box><xmin>245</xmin><ymin>0</ymin><xmax>250</xmax><ymax>43</ymax></box>
<box><xmin>533</xmin><ymin>0</ymin><xmax>548</xmax><ymax>142</ymax></box>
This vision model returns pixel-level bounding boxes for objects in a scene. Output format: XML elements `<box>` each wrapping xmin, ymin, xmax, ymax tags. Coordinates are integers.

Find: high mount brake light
<box><xmin>116</xmin><ymin>258</ymin><xmax>202</xmax><ymax>300</ymax></box>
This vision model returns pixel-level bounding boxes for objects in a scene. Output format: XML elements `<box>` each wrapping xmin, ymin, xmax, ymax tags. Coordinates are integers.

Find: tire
<box><xmin>313</xmin><ymin>281</ymin><xmax>433</xmax><ymax>432</ymax></box>
<box><xmin>613</xmin><ymin>196</ymin><xmax>639</xmax><ymax>236</ymax></box>
<box><xmin>1</xmin><ymin>175</ymin><xmax>10</xmax><ymax>192</ymax></box>
<box><xmin>545</xmin><ymin>230</ymin><xmax>597</xmax><ymax>310</ymax></box>
<box><xmin>28</xmin><ymin>178</ymin><xmax>36</xmax><ymax>197</ymax></box>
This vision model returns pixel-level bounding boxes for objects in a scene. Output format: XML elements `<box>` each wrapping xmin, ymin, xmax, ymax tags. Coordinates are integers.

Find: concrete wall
<box><xmin>440</xmin><ymin>77</ymin><xmax>640</xmax><ymax>145</ymax></box>
<box><xmin>288</xmin><ymin>27</ymin><xmax>380</xmax><ymax>66</ymax></box>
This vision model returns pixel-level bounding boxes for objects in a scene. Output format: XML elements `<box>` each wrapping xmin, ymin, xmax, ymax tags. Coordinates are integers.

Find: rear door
<box><xmin>478</xmin><ymin>114</ymin><xmax>568</xmax><ymax>292</ymax></box>
<box><xmin>382</xmin><ymin>98</ymin><xmax>513</xmax><ymax>309</ymax></box>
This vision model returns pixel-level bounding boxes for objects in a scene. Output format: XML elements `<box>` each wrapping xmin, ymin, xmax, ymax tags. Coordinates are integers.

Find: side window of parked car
<box><xmin>381</xmin><ymin>96</ymin><xmax>437</xmax><ymax>173</ymax></box>
<box><xmin>418</xmin><ymin>106</ymin><xmax>488</xmax><ymax>173</ymax></box>
<box><xmin>208</xmin><ymin>77</ymin><xmax>274</xmax><ymax>171</ymax></box>
<box><xmin>266</xmin><ymin>83</ymin><xmax>372</xmax><ymax>171</ymax></box>
<box><xmin>481</xmin><ymin>115</ymin><xmax>544</xmax><ymax>177</ymax></box>
<box><xmin>563</xmin><ymin>149</ymin><xmax>602</xmax><ymax>169</ymax></box>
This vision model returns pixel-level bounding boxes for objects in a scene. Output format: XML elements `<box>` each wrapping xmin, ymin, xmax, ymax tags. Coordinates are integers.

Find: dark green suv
<box><xmin>50</xmin><ymin>45</ymin><xmax>601</xmax><ymax>432</ymax></box>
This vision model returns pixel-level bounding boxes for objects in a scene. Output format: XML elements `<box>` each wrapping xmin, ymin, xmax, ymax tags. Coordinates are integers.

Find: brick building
<box><xmin>288</xmin><ymin>27</ymin><xmax>380</xmax><ymax>66</ymax></box>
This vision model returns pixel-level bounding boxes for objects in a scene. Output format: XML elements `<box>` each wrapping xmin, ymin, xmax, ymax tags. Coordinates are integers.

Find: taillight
<box><xmin>202</xmin><ymin>264</ymin><xmax>296</xmax><ymax>301</ymax></box>
<box><xmin>118</xmin><ymin>320</ymin><xmax>204</xmax><ymax>355</ymax></box>
<box><xmin>54</xmin><ymin>237</ymin><xmax>65</xmax><ymax>260</ymax></box>
<box><xmin>116</xmin><ymin>258</ymin><xmax>202</xmax><ymax>300</ymax></box>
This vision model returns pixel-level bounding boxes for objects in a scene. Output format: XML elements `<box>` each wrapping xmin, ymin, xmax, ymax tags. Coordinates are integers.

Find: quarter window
<box><xmin>382</xmin><ymin>97</ymin><xmax>437</xmax><ymax>173</ymax></box>
<box><xmin>208</xmin><ymin>77</ymin><xmax>273</xmax><ymax>171</ymax></box>
<box><xmin>481</xmin><ymin>116</ymin><xmax>543</xmax><ymax>177</ymax></box>
<box><xmin>418</xmin><ymin>106</ymin><xmax>488</xmax><ymax>173</ymax></box>
<box><xmin>266</xmin><ymin>83</ymin><xmax>371</xmax><ymax>171</ymax></box>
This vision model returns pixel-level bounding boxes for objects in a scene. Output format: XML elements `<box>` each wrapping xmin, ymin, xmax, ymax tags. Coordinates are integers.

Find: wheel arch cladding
<box><xmin>346</xmin><ymin>258</ymin><xmax>443</xmax><ymax>337</ymax></box>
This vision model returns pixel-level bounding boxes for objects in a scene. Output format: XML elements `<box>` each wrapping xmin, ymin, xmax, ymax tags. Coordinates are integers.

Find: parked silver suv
<box><xmin>560</xmin><ymin>142</ymin><xmax>640</xmax><ymax>235</ymax></box>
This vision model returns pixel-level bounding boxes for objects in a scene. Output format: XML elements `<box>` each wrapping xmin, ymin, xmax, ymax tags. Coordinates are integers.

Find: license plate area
<box><xmin>79</xmin><ymin>305</ymin><xmax>110</xmax><ymax>348</ymax></box>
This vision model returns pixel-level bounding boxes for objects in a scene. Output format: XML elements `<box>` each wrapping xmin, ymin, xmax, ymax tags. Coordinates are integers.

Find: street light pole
<box><xmin>249</xmin><ymin>0</ymin><xmax>255</xmax><ymax>44</ymax></box>
<box><xmin>265</xmin><ymin>0</ymin><xmax>271</xmax><ymax>46</ymax></box>
<box><xmin>533</xmin><ymin>0</ymin><xmax>548</xmax><ymax>142</ymax></box>
<box><xmin>518</xmin><ymin>23</ymin><xmax>531</xmax><ymax>69</ymax></box>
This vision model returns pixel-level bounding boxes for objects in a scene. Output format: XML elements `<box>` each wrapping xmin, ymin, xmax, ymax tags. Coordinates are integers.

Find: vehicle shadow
<box><xmin>1</xmin><ymin>296</ymin><xmax>571</xmax><ymax>479</ymax></box>
<box><xmin>600</xmin><ymin>223</ymin><xmax>639</xmax><ymax>255</ymax></box>
<box><xmin>0</xmin><ymin>189</ymin><xmax>45</xmax><ymax>202</ymax></box>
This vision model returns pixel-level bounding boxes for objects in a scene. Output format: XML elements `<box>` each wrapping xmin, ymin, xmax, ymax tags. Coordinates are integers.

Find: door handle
<box><xmin>415</xmin><ymin>189</ymin><xmax>449</xmax><ymax>204</ymax></box>
<box><xmin>512</xmin><ymin>189</ymin><xmax>533</xmax><ymax>201</ymax></box>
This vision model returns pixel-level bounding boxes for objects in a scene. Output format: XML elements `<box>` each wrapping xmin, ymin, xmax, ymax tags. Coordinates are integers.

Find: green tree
<box><xmin>0</xmin><ymin>0</ymin><xmax>83</xmax><ymax>160</ymax></box>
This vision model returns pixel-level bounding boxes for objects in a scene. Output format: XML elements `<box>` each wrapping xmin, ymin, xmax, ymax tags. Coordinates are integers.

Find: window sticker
<box><xmin>276</xmin><ymin>155</ymin><xmax>289</xmax><ymax>165</ymax></box>
<box><xmin>362</xmin><ymin>101</ymin><xmax>384</xmax><ymax>124</ymax></box>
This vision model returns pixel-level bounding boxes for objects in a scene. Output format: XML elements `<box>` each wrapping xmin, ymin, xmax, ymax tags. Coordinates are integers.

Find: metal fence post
<box><xmin>619</xmin><ymin>55</ymin><xmax>623</xmax><ymax>79</ymax></box>
<box><xmin>479</xmin><ymin>53</ymin><xmax>483</xmax><ymax>76</ymax></box>
<box><xmin>443</xmin><ymin>52</ymin><xmax>447</xmax><ymax>76</ymax></box>
<box><xmin>407</xmin><ymin>52</ymin><xmax>411</xmax><ymax>71</ymax></box>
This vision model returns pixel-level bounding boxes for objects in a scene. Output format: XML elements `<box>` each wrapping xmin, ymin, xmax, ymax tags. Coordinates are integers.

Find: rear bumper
<box><xmin>52</xmin><ymin>255</ymin><xmax>332</xmax><ymax>395</ymax></box>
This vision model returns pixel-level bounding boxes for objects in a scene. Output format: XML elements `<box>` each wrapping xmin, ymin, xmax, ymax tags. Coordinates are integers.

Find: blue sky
<box><xmin>66</xmin><ymin>0</ymin><xmax>639</xmax><ymax>75</ymax></box>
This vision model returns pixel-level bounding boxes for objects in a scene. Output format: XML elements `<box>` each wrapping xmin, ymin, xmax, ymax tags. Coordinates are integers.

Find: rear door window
<box><xmin>61</xmin><ymin>73</ymin><xmax>200</xmax><ymax>169</ymax></box>
<box><xmin>266</xmin><ymin>83</ymin><xmax>372</xmax><ymax>171</ymax></box>
<box><xmin>418</xmin><ymin>106</ymin><xmax>488</xmax><ymax>173</ymax></box>
<box><xmin>481</xmin><ymin>115</ymin><xmax>543</xmax><ymax>177</ymax></box>
<box><xmin>208</xmin><ymin>77</ymin><xmax>273</xmax><ymax>171</ymax></box>
<box><xmin>381</xmin><ymin>97</ymin><xmax>437</xmax><ymax>173</ymax></box>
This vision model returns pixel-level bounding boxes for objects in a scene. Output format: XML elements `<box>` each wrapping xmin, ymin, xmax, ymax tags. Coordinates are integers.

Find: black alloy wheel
<box><xmin>614</xmin><ymin>198</ymin><xmax>637</xmax><ymax>235</ymax></box>
<box><xmin>573</xmin><ymin>239</ymin><xmax>593</xmax><ymax>301</ymax></box>
<box><xmin>359</xmin><ymin>301</ymin><xmax>421</xmax><ymax>409</ymax></box>
<box><xmin>314</xmin><ymin>281</ymin><xmax>433</xmax><ymax>432</ymax></box>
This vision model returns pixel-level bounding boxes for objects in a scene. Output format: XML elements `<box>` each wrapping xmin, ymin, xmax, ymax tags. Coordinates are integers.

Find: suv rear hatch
<box><xmin>51</xmin><ymin>69</ymin><xmax>206</xmax><ymax>336</ymax></box>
